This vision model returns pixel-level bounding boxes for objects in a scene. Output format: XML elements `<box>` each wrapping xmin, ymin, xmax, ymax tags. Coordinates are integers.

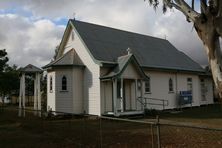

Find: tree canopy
<box><xmin>0</xmin><ymin>49</ymin><xmax>19</xmax><ymax>101</ymax></box>
<box><xmin>0</xmin><ymin>49</ymin><xmax>8</xmax><ymax>72</ymax></box>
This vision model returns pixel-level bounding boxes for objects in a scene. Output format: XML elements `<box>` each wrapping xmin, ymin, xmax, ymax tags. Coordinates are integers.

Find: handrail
<box><xmin>136</xmin><ymin>97</ymin><xmax>145</xmax><ymax>106</ymax></box>
<box><xmin>137</xmin><ymin>97</ymin><xmax>169</xmax><ymax>110</ymax></box>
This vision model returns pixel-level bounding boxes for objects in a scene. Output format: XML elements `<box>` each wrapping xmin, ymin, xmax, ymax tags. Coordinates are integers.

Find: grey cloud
<box><xmin>0</xmin><ymin>0</ymin><xmax>209</xmax><ymax>66</ymax></box>
<box><xmin>0</xmin><ymin>14</ymin><xmax>64</xmax><ymax>67</ymax></box>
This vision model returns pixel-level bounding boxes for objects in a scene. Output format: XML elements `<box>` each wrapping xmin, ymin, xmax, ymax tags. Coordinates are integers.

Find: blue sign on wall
<box><xmin>179</xmin><ymin>91</ymin><xmax>192</xmax><ymax>105</ymax></box>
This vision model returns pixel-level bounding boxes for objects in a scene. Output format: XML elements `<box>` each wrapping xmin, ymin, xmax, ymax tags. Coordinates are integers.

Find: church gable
<box><xmin>121</xmin><ymin>61</ymin><xmax>142</xmax><ymax>79</ymax></box>
<box><xmin>63</xmin><ymin>28</ymin><xmax>75</xmax><ymax>54</ymax></box>
<box><xmin>100</xmin><ymin>54</ymin><xmax>147</xmax><ymax>80</ymax></box>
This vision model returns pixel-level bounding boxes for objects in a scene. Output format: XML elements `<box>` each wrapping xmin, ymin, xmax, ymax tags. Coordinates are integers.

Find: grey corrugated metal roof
<box><xmin>43</xmin><ymin>49</ymin><xmax>84</xmax><ymax>68</ymax></box>
<box><xmin>20</xmin><ymin>64</ymin><xmax>42</xmax><ymax>73</ymax></box>
<box><xmin>71</xmin><ymin>20</ymin><xmax>204</xmax><ymax>72</ymax></box>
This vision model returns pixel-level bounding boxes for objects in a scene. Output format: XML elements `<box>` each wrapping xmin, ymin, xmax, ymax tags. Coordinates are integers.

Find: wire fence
<box><xmin>1</xmin><ymin>106</ymin><xmax>222</xmax><ymax>148</ymax></box>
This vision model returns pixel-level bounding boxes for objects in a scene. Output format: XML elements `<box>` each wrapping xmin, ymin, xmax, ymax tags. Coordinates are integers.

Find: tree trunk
<box><xmin>194</xmin><ymin>14</ymin><xmax>222</xmax><ymax>98</ymax></box>
<box><xmin>204</xmin><ymin>40</ymin><xmax>222</xmax><ymax>98</ymax></box>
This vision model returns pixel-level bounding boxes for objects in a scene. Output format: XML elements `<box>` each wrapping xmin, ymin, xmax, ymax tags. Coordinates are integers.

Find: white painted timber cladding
<box><xmin>63</xmin><ymin>26</ymin><xmax>101</xmax><ymax>115</ymax></box>
<box><xmin>55</xmin><ymin>69</ymin><xmax>73</xmax><ymax>113</ymax></box>
<box><xmin>72</xmin><ymin>67</ymin><xmax>84</xmax><ymax>113</ymax></box>
<box><xmin>121</xmin><ymin>62</ymin><xmax>141</xmax><ymax>79</ymax></box>
<box><xmin>47</xmin><ymin>72</ymin><xmax>56</xmax><ymax>111</ymax></box>
<box><xmin>143</xmin><ymin>71</ymin><xmax>214</xmax><ymax>110</ymax></box>
<box><xmin>101</xmin><ymin>81</ymin><xmax>113</xmax><ymax>113</ymax></box>
<box><xmin>199</xmin><ymin>77</ymin><xmax>214</xmax><ymax>105</ymax></box>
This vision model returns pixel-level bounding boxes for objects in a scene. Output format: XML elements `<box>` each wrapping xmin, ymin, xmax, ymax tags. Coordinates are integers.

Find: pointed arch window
<box><xmin>50</xmin><ymin>76</ymin><xmax>53</xmax><ymax>92</ymax></box>
<box><xmin>169</xmin><ymin>78</ymin><xmax>174</xmax><ymax>92</ymax></box>
<box><xmin>62</xmin><ymin>76</ymin><xmax>67</xmax><ymax>91</ymax></box>
<box><xmin>145</xmin><ymin>77</ymin><xmax>151</xmax><ymax>93</ymax></box>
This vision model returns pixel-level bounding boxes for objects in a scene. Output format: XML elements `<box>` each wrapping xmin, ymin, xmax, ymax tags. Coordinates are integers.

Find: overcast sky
<box><xmin>0</xmin><ymin>0</ymin><xmax>208</xmax><ymax>68</ymax></box>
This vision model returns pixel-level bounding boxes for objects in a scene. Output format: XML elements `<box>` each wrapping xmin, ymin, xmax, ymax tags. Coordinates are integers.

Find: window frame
<box><xmin>187</xmin><ymin>77</ymin><xmax>193</xmax><ymax>92</ymax></box>
<box><xmin>169</xmin><ymin>78</ymin><xmax>174</xmax><ymax>93</ymax></box>
<box><xmin>200</xmin><ymin>78</ymin><xmax>207</xmax><ymax>101</ymax></box>
<box><xmin>49</xmin><ymin>76</ymin><xmax>53</xmax><ymax>93</ymax></box>
<box><xmin>61</xmin><ymin>75</ymin><xmax>67</xmax><ymax>91</ymax></box>
<box><xmin>145</xmin><ymin>77</ymin><xmax>151</xmax><ymax>94</ymax></box>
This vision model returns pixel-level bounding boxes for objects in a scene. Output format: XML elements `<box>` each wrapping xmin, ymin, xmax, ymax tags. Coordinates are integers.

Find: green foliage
<box><xmin>53</xmin><ymin>45</ymin><xmax>59</xmax><ymax>60</ymax></box>
<box><xmin>0</xmin><ymin>49</ymin><xmax>19</xmax><ymax>99</ymax></box>
<box><xmin>0</xmin><ymin>49</ymin><xmax>9</xmax><ymax>72</ymax></box>
<box><xmin>145</xmin><ymin>0</ymin><xmax>160</xmax><ymax>10</ymax></box>
<box><xmin>41</xmin><ymin>75</ymin><xmax>47</xmax><ymax>111</ymax></box>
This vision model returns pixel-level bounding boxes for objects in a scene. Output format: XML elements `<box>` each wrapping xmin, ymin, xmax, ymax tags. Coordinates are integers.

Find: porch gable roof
<box><xmin>100</xmin><ymin>54</ymin><xmax>148</xmax><ymax>80</ymax></box>
<box><xmin>20</xmin><ymin>64</ymin><xmax>42</xmax><ymax>73</ymax></box>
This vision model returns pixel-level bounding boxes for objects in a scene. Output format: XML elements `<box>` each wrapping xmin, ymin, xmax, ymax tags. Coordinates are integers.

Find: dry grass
<box><xmin>1</xmin><ymin>105</ymin><xmax>222</xmax><ymax>147</ymax></box>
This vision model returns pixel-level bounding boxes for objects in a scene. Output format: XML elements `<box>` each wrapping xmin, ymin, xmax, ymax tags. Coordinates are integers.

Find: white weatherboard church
<box><xmin>43</xmin><ymin>20</ymin><xmax>214</xmax><ymax>116</ymax></box>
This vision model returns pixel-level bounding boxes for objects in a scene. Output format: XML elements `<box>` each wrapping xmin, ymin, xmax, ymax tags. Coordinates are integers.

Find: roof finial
<box><xmin>73</xmin><ymin>12</ymin><xmax>76</xmax><ymax>20</ymax></box>
<box><xmin>127</xmin><ymin>47</ymin><xmax>132</xmax><ymax>55</ymax></box>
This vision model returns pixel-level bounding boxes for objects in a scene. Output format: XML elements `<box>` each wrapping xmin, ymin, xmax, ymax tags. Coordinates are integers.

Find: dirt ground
<box><xmin>1</xmin><ymin>106</ymin><xmax>222</xmax><ymax>148</ymax></box>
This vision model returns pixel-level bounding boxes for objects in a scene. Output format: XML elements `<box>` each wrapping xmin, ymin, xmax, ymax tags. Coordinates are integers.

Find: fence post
<box><xmin>151</xmin><ymin>124</ymin><xmax>154</xmax><ymax>148</ymax></box>
<box><xmin>99</xmin><ymin>117</ymin><xmax>103</xmax><ymax>148</ymax></box>
<box><xmin>156</xmin><ymin>115</ymin><xmax>161</xmax><ymax>148</ymax></box>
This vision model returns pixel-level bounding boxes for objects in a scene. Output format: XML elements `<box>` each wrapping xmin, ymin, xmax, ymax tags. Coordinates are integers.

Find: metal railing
<box><xmin>137</xmin><ymin>97</ymin><xmax>169</xmax><ymax>110</ymax></box>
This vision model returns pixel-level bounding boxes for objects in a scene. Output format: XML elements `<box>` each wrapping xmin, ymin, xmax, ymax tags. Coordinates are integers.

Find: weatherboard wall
<box><xmin>199</xmin><ymin>77</ymin><xmax>214</xmax><ymax>105</ymax></box>
<box><xmin>62</xmin><ymin>25</ymin><xmax>101</xmax><ymax>115</ymax></box>
<box><xmin>55</xmin><ymin>68</ymin><xmax>73</xmax><ymax>113</ymax></box>
<box><xmin>72</xmin><ymin>67</ymin><xmax>84</xmax><ymax>113</ymax></box>
<box><xmin>143</xmin><ymin>71</ymin><xmax>214</xmax><ymax>110</ymax></box>
<box><xmin>143</xmin><ymin>71</ymin><xmax>177</xmax><ymax>110</ymax></box>
<box><xmin>47</xmin><ymin>71</ymin><xmax>56</xmax><ymax>111</ymax></box>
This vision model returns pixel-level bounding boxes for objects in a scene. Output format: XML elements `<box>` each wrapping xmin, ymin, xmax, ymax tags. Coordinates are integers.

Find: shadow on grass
<box><xmin>145</xmin><ymin>104</ymin><xmax>222</xmax><ymax>119</ymax></box>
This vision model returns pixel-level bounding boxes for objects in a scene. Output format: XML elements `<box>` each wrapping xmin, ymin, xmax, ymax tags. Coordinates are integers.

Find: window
<box><xmin>169</xmin><ymin>78</ymin><xmax>174</xmax><ymax>92</ymax></box>
<box><xmin>137</xmin><ymin>80</ymin><xmax>141</xmax><ymax>90</ymax></box>
<box><xmin>145</xmin><ymin>77</ymin><xmax>151</xmax><ymax>93</ymax></box>
<box><xmin>49</xmin><ymin>76</ymin><xmax>53</xmax><ymax>92</ymax></box>
<box><xmin>117</xmin><ymin>80</ymin><xmax>121</xmax><ymax>98</ymax></box>
<box><xmin>200</xmin><ymin>79</ymin><xmax>206</xmax><ymax>101</ymax></box>
<box><xmin>187</xmin><ymin>78</ymin><xmax>193</xmax><ymax>92</ymax></box>
<box><xmin>62</xmin><ymin>76</ymin><xmax>67</xmax><ymax>91</ymax></box>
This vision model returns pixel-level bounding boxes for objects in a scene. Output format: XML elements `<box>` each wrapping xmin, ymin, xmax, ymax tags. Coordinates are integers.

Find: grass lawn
<box><xmin>146</xmin><ymin>104</ymin><xmax>222</xmax><ymax>128</ymax></box>
<box><xmin>0</xmin><ymin>107</ymin><xmax>154</xmax><ymax>148</ymax></box>
<box><xmin>0</xmin><ymin>105</ymin><xmax>222</xmax><ymax>147</ymax></box>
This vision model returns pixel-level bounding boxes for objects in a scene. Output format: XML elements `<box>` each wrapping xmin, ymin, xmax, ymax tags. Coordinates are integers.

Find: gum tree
<box><xmin>147</xmin><ymin>0</ymin><xmax>222</xmax><ymax>97</ymax></box>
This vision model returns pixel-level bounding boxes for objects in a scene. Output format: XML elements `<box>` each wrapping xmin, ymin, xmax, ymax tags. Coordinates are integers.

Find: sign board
<box><xmin>178</xmin><ymin>91</ymin><xmax>192</xmax><ymax>105</ymax></box>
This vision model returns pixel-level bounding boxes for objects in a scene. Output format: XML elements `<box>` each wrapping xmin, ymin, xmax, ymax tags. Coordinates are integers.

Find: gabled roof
<box><xmin>20</xmin><ymin>64</ymin><xmax>42</xmax><ymax>73</ymax></box>
<box><xmin>100</xmin><ymin>54</ymin><xmax>147</xmax><ymax>79</ymax></box>
<box><xmin>43</xmin><ymin>49</ymin><xmax>85</xmax><ymax>69</ymax></box>
<box><xmin>71</xmin><ymin>20</ymin><xmax>204</xmax><ymax>73</ymax></box>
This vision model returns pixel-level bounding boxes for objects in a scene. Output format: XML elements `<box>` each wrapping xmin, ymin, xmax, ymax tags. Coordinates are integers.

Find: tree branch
<box><xmin>200</xmin><ymin>0</ymin><xmax>207</xmax><ymax>14</ymax></box>
<box><xmin>217</xmin><ymin>0</ymin><xmax>222</xmax><ymax>16</ymax></box>
<box><xmin>174</xmin><ymin>0</ymin><xmax>200</xmax><ymax>21</ymax></box>
<box><xmin>163</xmin><ymin>0</ymin><xmax>200</xmax><ymax>22</ymax></box>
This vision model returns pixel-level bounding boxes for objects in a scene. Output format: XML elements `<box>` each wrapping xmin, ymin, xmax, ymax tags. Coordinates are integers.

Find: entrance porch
<box><xmin>101</xmin><ymin>78</ymin><xmax>145</xmax><ymax>116</ymax></box>
<box><xmin>100</xmin><ymin>53</ymin><xmax>148</xmax><ymax>116</ymax></box>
